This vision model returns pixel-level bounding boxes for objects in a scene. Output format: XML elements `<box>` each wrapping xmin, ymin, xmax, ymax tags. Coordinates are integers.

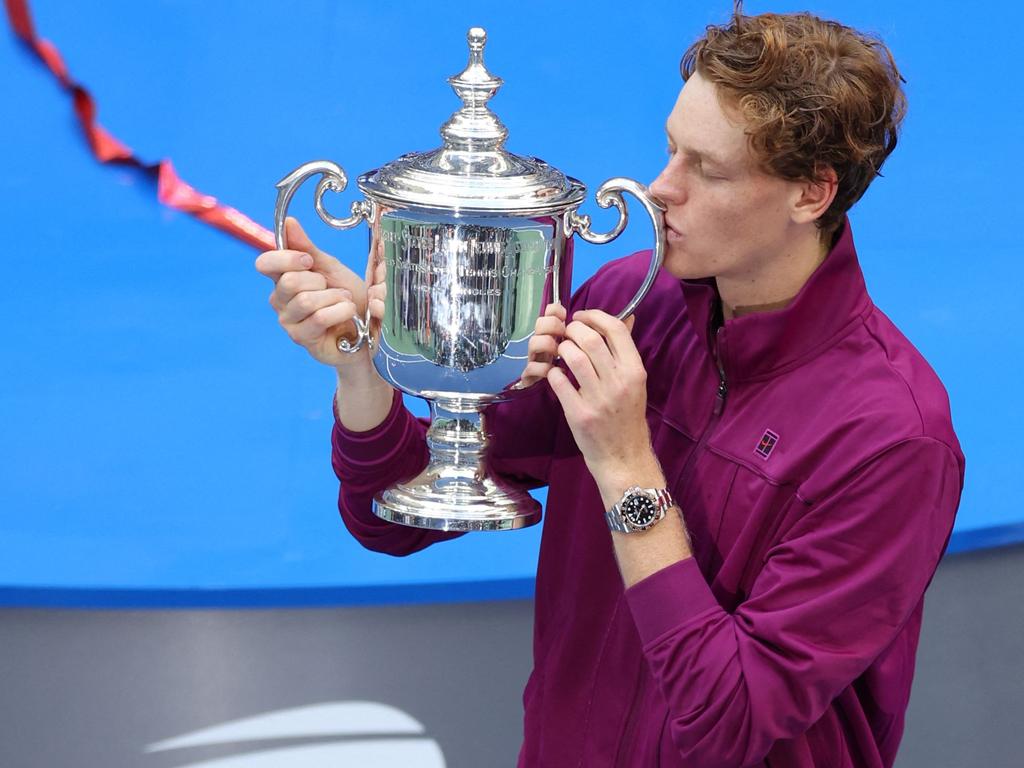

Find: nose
<box><xmin>649</xmin><ymin>159</ymin><xmax>684</xmax><ymax>206</ymax></box>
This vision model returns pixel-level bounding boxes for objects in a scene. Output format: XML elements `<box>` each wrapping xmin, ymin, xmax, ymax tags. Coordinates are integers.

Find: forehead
<box><xmin>666</xmin><ymin>71</ymin><xmax>750</xmax><ymax>164</ymax></box>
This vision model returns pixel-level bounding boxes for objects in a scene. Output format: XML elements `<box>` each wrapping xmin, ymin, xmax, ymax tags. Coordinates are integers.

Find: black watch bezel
<box><xmin>621</xmin><ymin>489</ymin><xmax>660</xmax><ymax>530</ymax></box>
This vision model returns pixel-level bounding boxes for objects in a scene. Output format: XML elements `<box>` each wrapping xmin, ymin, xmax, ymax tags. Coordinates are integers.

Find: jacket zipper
<box><xmin>712</xmin><ymin>327</ymin><xmax>728</xmax><ymax>417</ymax></box>
<box><xmin>679</xmin><ymin>326</ymin><xmax>728</xmax><ymax>484</ymax></box>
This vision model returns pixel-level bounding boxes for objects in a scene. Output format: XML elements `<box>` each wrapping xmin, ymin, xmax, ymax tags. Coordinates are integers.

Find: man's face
<box><xmin>650</xmin><ymin>71</ymin><xmax>802</xmax><ymax>282</ymax></box>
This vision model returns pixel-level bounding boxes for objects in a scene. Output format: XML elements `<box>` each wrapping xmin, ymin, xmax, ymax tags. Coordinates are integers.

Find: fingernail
<box><xmin>300</xmin><ymin>254</ymin><xmax>313</xmax><ymax>268</ymax></box>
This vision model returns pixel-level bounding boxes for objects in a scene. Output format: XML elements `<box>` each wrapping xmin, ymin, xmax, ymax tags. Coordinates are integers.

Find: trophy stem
<box><xmin>426</xmin><ymin>401</ymin><xmax>489</xmax><ymax>478</ymax></box>
<box><xmin>372</xmin><ymin>399</ymin><xmax>542</xmax><ymax>532</ymax></box>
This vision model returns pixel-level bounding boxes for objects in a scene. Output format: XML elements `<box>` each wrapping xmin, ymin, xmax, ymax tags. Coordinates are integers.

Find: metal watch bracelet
<box><xmin>605</xmin><ymin>487</ymin><xmax>675</xmax><ymax>533</ymax></box>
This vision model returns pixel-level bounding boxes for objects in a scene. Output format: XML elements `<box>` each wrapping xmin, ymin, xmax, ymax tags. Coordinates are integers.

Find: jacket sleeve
<box><xmin>332</xmin><ymin>386</ymin><xmax>462</xmax><ymax>555</ymax></box>
<box><xmin>623</xmin><ymin>436</ymin><xmax>964</xmax><ymax>768</ymax></box>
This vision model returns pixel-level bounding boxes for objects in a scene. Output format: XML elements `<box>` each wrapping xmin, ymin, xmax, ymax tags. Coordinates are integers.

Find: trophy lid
<box><xmin>358</xmin><ymin>28</ymin><xmax>585</xmax><ymax>216</ymax></box>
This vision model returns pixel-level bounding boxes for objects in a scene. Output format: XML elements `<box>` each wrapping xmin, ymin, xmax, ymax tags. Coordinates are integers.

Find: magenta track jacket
<box><xmin>331</xmin><ymin>218</ymin><xmax>965</xmax><ymax>767</ymax></box>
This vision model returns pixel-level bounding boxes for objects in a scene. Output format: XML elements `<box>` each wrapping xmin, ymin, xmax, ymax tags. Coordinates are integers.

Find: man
<box><xmin>256</xmin><ymin>5</ymin><xmax>964</xmax><ymax>766</ymax></box>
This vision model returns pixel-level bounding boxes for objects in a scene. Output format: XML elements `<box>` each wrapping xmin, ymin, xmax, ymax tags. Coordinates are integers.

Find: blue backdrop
<box><xmin>1</xmin><ymin>0</ymin><xmax>1019</xmax><ymax>606</ymax></box>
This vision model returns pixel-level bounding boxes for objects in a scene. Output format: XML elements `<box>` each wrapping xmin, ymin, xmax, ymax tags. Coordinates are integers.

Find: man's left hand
<box><xmin>546</xmin><ymin>309</ymin><xmax>663</xmax><ymax>500</ymax></box>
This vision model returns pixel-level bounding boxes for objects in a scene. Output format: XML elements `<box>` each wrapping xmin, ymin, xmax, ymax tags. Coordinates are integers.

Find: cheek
<box><xmin>665</xmin><ymin>186</ymin><xmax>769</xmax><ymax>276</ymax></box>
<box><xmin>703</xmin><ymin>184</ymin><xmax>780</xmax><ymax>240</ymax></box>
<box><xmin>683</xmin><ymin>186</ymin><xmax>748</xmax><ymax>242</ymax></box>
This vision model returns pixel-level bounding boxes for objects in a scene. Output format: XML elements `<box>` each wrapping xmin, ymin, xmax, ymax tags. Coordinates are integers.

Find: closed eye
<box><xmin>665</xmin><ymin>145</ymin><xmax>728</xmax><ymax>180</ymax></box>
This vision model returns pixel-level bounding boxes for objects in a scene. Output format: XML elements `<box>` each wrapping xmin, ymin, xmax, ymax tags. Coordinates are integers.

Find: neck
<box><xmin>717</xmin><ymin>227</ymin><xmax>830</xmax><ymax>321</ymax></box>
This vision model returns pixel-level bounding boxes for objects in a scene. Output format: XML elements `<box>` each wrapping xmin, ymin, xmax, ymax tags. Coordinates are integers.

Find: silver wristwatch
<box><xmin>605</xmin><ymin>486</ymin><xmax>675</xmax><ymax>533</ymax></box>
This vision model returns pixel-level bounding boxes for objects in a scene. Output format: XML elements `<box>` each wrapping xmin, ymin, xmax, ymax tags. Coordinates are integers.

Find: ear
<box><xmin>790</xmin><ymin>166</ymin><xmax>838</xmax><ymax>226</ymax></box>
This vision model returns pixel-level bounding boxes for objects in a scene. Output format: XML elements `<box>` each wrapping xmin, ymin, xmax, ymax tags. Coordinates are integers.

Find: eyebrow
<box><xmin>665</xmin><ymin>125</ymin><xmax>732</xmax><ymax>169</ymax></box>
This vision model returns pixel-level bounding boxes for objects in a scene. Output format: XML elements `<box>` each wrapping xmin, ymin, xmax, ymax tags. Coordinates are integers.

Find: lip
<box><xmin>664</xmin><ymin>221</ymin><xmax>683</xmax><ymax>241</ymax></box>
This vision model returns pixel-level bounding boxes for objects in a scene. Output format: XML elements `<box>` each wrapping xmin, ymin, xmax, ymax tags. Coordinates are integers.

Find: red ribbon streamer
<box><xmin>4</xmin><ymin>0</ymin><xmax>275</xmax><ymax>250</ymax></box>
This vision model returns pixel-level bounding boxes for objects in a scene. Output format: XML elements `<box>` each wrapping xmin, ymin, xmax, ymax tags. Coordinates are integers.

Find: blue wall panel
<box><xmin>0</xmin><ymin>1</ymin><xmax>1018</xmax><ymax>605</ymax></box>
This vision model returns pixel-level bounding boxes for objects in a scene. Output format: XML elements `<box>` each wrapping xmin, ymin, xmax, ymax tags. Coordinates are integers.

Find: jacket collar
<box><xmin>679</xmin><ymin>217</ymin><xmax>872</xmax><ymax>383</ymax></box>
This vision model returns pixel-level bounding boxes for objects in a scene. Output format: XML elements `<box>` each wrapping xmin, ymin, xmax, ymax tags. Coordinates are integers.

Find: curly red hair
<box><xmin>681</xmin><ymin>2</ymin><xmax>907</xmax><ymax>238</ymax></box>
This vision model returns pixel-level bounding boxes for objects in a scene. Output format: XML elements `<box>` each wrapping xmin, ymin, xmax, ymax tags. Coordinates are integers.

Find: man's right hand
<box><xmin>255</xmin><ymin>216</ymin><xmax>382</xmax><ymax>370</ymax></box>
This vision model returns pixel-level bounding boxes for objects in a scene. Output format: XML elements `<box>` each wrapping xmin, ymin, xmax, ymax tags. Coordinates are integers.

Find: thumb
<box><xmin>284</xmin><ymin>216</ymin><xmax>325</xmax><ymax>259</ymax></box>
<box><xmin>624</xmin><ymin>314</ymin><xmax>637</xmax><ymax>334</ymax></box>
<box><xmin>285</xmin><ymin>216</ymin><xmax>346</xmax><ymax>277</ymax></box>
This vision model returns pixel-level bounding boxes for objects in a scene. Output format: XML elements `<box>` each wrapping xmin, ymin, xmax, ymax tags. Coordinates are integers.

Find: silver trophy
<box><xmin>274</xmin><ymin>28</ymin><xmax>665</xmax><ymax>532</ymax></box>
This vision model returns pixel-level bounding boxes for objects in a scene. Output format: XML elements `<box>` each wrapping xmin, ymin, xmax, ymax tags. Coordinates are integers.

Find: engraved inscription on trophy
<box><xmin>380</xmin><ymin>218</ymin><xmax>553</xmax><ymax>372</ymax></box>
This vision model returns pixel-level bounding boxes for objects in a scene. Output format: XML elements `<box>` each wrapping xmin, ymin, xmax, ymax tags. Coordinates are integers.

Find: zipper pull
<box><xmin>713</xmin><ymin>375</ymin><xmax>728</xmax><ymax>416</ymax></box>
<box><xmin>712</xmin><ymin>326</ymin><xmax>728</xmax><ymax>416</ymax></box>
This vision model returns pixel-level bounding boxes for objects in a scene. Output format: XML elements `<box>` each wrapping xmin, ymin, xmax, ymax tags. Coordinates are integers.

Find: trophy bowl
<box><xmin>274</xmin><ymin>28</ymin><xmax>665</xmax><ymax>531</ymax></box>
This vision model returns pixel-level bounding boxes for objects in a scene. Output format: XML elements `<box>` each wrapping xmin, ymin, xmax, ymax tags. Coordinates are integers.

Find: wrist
<box><xmin>593</xmin><ymin>452</ymin><xmax>666</xmax><ymax>510</ymax></box>
<box><xmin>333</xmin><ymin>363</ymin><xmax>398</xmax><ymax>433</ymax></box>
<box><xmin>336</xmin><ymin>360</ymin><xmax>389</xmax><ymax>392</ymax></box>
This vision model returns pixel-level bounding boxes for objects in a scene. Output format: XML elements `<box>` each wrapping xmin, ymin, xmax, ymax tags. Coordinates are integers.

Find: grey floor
<box><xmin>0</xmin><ymin>544</ymin><xmax>1020</xmax><ymax>767</ymax></box>
<box><xmin>897</xmin><ymin>543</ymin><xmax>1024</xmax><ymax>767</ymax></box>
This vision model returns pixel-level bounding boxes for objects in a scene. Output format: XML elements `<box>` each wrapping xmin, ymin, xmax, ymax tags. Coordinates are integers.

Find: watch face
<box><xmin>622</xmin><ymin>491</ymin><xmax>658</xmax><ymax>528</ymax></box>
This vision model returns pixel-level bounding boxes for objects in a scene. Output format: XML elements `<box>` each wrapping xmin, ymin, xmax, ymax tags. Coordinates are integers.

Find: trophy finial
<box><xmin>440</xmin><ymin>26</ymin><xmax>509</xmax><ymax>152</ymax></box>
<box><xmin>467</xmin><ymin>27</ymin><xmax>486</xmax><ymax>49</ymax></box>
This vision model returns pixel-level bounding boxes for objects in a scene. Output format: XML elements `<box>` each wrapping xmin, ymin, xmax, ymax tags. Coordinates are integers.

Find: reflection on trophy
<box><xmin>382</xmin><ymin>219</ymin><xmax>522</xmax><ymax>372</ymax></box>
<box><xmin>274</xmin><ymin>27</ymin><xmax>666</xmax><ymax>531</ymax></box>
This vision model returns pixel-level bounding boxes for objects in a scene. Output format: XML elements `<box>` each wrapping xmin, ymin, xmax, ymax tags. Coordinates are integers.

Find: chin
<box><xmin>663</xmin><ymin>248</ymin><xmax>713</xmax><ymax>281</ymax></box>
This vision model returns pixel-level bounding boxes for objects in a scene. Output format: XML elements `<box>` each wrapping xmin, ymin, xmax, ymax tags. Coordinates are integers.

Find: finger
<box><xmin>369</xmin><ymin>238</ymin><xmax>387</xmax><ymax>286</ymax></box>
<box><xmin>545</xmin><ymin>302</ymin><xmax>567</xmax><ymax>321</ymax></box>
<box><xmin>369</xmin><ymin>297</ymin><xmax>386</xmax><ymax>322</ymax></box>
<box><xmin>285</xmin><ymin>300</ymin><xmax>358</xmax><ymax>344</ymax></box>
<box><xmin>520</xmin><ymin>360</ymin><xmax>554</xmax><ymax>383</ymax></box>
<box><xmin>283</xmin><ymin>217</ymin><xmax>328</xmax><ymax>261</ymax></box>
<box><xmin>255</xmin><ymin>249</ymin><xmax>314</xmax><ymax>280</ymax></box>
<box><xmin>534</xmin><ymin>314</ymin><xmax>566</xmax><ymax>338</ymax></box>
<box><xmin>557</xmin><ymin>338</ymin><xmax>600</xmax><ymax>391</ymax></box>
<box><xmin>285</xmin><ymin>216</ymin><xmax>349</xmax><ymax>281</ymax></box>
<box><xmin>571</xmin><ymin>309</ymin><xmax>643</xmax><ymax>368</ymax></box>
<box><xmin>275</xmin><ymin>270</ymin><xmax>328</xmax><ymax>304</ymax></box>
<box><xmin>528</xmin><ymin>333</ymin><xmax>559</xmax><ymax>361</ymax></box>
<box><xmin>280</xmin><ymin>288</ymin><xmax>353</xmax><ymax>324</ymax></box>
<box><xmin>546</xmin><ymin>364</ymin><xmax>584</xmax><ymax>416</ymax></box>
<box><xmin>565</xmin><ymin>319</ymin><xmax>617</xmax><ymax>379</ymax></box>
<box><xmin>285</xmin><ymin>217</ymin><xmax>361</xmax><ymax>289</ymax></box>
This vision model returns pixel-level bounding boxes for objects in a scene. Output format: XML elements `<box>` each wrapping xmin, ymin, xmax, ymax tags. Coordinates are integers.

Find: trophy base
<box><xmin>373</xmin><ymin>467</ymin><xmax>542</xmax><ymax>532</ymax></box>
